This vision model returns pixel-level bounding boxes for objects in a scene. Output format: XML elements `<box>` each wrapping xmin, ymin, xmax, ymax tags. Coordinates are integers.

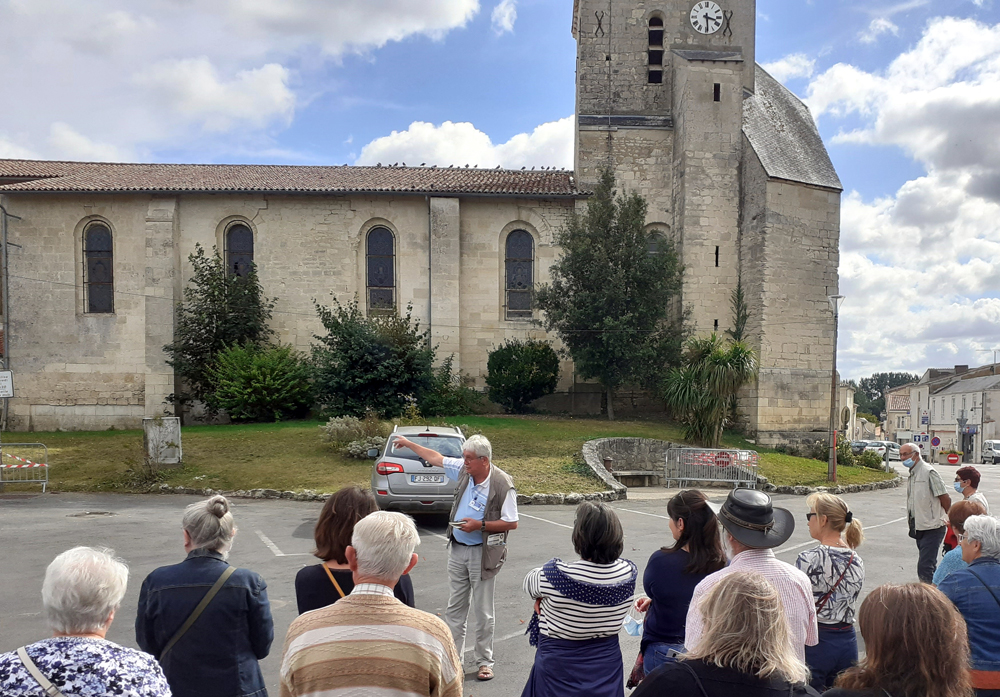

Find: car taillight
<box><xmin>376</xmin><ymin>462</ymin><xmax>404</xmax><ymax>475</ymax></box>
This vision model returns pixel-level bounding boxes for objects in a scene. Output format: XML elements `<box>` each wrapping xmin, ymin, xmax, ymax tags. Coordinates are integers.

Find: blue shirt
<box><xmin>444</xmin><ymin>456</ymin><xmax>491</xmax><ymax>546</ymax></box>
<box><xmin>933</xmin><ymin>546</ymin><xmax>967</xmax><ymax>586</ymax></box>
<box><xmin>641</xmin><ymin>548</ymin><xmax>714</xmax><ymax>650</ymax></box>
<box><xmin>939</xmin><ymin>557</ymin><xmax>1000</xmax><ymax>673</ymax></box>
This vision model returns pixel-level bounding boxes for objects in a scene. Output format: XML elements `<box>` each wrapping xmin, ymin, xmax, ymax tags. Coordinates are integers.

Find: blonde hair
<box><xmin>686</xmin><ymin>572</ymin><xmax>810</xmax><ymax>685</ymax></box>
<box><xmin>182</xmin><ymin>495</ymin><xmax>236</xmax><ymax>556</ymax></box>
<box><xmin>806</xmin><ymin>492</ymin><xmax>864</xmax><ymax>549</ymax></box>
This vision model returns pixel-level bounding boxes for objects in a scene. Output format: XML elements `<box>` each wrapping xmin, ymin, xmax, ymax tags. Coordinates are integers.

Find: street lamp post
<box><xmin>957</xmin><ymin>410</ymin><xmax>969</xmax><ymax>463</ymax></box>
<box><xmin>828</xmin><ymin>295</ymin><xmax>845</xmax><ymax>483</ymax></box>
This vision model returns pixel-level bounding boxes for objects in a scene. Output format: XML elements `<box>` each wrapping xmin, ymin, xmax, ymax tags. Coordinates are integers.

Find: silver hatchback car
<box><xmin>370</xmin><ymin>425</ymin><xmax>465</xmax><ymax>513</ymax></box>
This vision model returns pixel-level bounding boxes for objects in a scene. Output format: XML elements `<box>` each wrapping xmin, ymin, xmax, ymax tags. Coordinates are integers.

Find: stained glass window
<box><xmin>226</xmin><ymin>223</ymin><xmax>254</xmax><ymax>278</ymax></box>
<box><xmin>505</xmin><ymin>230</ymin><xmax>533</xmax><ymax>319</ymax></box>
<box><xmin>84</xmin><ymin>223</ymin><xmax>114</xmax><ymax>313</ymax></box>
<box><xmin>367</xmin><ymin>227</ymin><xmax>395</xmax><ymax>312</ymax></box>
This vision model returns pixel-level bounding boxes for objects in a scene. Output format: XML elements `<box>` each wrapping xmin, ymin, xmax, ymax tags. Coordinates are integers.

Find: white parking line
<box><xmin>615</xmin><ymin>507</ymin><xmax>670</xmax><ymax>520</ymax></box>
<box><xmin>463</xmin><ymin>628</ymin><xmax>526</xmax><ymax>654</ymax></box>
<box><xmin>520</xmin><ymin>512</ymin><xmax>573</xmax><ymax>530</ymax></box>
<box><xmin>419</xmin><ymin>529</ymin><xmax>451</xmax><ymax>542</ymax></box>
<box><xmin>255</xmin><ymin>530</ymin><xmax>312</xmax><ymax>557</ymax></box>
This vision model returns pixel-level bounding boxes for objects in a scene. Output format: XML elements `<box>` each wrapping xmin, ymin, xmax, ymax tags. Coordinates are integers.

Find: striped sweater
<box><xmin>524</xmin><ymin>558</ymin><xmax>636</xmax><ymax>640</ymax></box>
<box><xmin>279</xmin><ymin>592</ymin><xmax>462</xmax><ymax>697</ymax></box>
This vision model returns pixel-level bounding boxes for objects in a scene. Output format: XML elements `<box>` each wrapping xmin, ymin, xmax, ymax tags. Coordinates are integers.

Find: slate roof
<box><xmin>934</xmin><ymin>375</ymin><xmax>1000</xmax><ymax>395</ymax></box>
<box><xmin>743</xmin><ymin>65</ymin><xmax>843</xmax><ymax>191</ymax></box>
<box><xmin>886</xmin><ymin>393</ymin><xmax>911</xmax><ymax>412</ymax></box>
<box><xmin>0</xmin><ymin>160</ymin><xmax>584</xmax><ymax>197</ymax></box>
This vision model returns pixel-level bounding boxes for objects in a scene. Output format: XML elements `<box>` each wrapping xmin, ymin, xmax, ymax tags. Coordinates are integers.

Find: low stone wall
<box><xmin>582</xmin><ymin>437</ymin><xmax>683</xmax><ymax>490</ymax></box>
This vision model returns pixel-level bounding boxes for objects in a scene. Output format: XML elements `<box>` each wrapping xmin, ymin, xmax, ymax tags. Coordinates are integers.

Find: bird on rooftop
<box><xmin>420</xmin><ymin>162</ymin><xmax>426</xmax><ymax>166</ymax></box>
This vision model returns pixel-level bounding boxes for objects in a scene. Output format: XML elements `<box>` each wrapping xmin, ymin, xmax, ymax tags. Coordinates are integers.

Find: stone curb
<box><xmin>757</xmin><ymin>469</ymin><xmax>903</xmax><ymax>496</ymax></box>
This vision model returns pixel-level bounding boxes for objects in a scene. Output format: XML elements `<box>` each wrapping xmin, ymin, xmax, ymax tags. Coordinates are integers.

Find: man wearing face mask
<box><xmin>901</xmin><ymin>443</ymin><xmax>952</xmax><ymax>582</ymax></box>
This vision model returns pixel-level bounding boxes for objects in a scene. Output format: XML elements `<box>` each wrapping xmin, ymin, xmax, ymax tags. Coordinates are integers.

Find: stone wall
<box><xmin>582</xmin><ymin>436</ymin><xmax>681</xmax><ymax>488</ymax></box>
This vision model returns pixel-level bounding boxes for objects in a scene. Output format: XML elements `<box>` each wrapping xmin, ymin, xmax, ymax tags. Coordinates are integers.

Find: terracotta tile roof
<box><xmin>0</xmin><ymin>159</ymin><xmax>584</xmax><ymax>197</ymax></box>
<box><xmin>886</xmin><ymin>393</ymin><xmax>910</xmax><ymax>412</ymax></box>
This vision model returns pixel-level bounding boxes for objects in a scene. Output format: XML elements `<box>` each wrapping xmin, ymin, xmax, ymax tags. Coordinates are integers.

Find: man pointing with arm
<box><xmin>393</xmin><ymin>434</ymin><xmax>518</xmax><ymax>682</ymax></box>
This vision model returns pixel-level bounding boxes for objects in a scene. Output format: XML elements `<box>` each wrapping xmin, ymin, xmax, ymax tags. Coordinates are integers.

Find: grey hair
<box><xmin>183</xmin><ymin>495</ymin><xmax>236</xmax><ymax>557</ymax></box>
<box><xmin>964</xmin><ymin>515</ymin><xmax>1000</xmax><ymax>559</ymax></box>
<box><xmin>42</xmin><ymin>546</ymin><xmax>128</xmax><ymax>635</ymax></box>
<box><xmin>462</xmin><ymin>434</ymin><xmax>492</xmax><ymax>461</ymax></box>
<box><xmin>899</xmin><ymin>442</ymin><xmax>922</xmax><ymax>461</ymax></box>
<box><xmin>351</xmin><ymin>511</ymin><xmax>420</xmax><ymax>580</ymax></box>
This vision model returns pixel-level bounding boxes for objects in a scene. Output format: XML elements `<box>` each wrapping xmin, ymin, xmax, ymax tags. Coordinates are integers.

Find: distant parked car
<box><xmin>370</xmin><ymin>425</ymin><xmax>465</xmax><ymax>513</ymax></box>
<box><xmin>864</xmin><ymin>441</ymin><xmax>901</xmax><ymax>461</ymax></box>
<box><xmin>850</xmin><ymin>440</ymin><xmax>872</xmax><ymax>455</ymax></box>
<box><xmin>982</xmin><ymin>440</ymin><xmax>1000</xmax><ymax>465</ymax></box>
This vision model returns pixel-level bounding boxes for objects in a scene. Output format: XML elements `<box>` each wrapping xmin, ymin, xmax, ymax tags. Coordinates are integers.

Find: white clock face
<box><xmin>690</xmin><ymin>1</ymin><xmax>724</xmax><ymax>34</ymax></box>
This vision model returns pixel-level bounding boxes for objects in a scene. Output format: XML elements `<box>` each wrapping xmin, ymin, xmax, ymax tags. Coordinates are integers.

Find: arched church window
<box><xmin>648</xmin><ymin>16</ymin><xmax>664</xmax><ymax>84</ymax></box>
<box><xmin>366</xmin><ymin>226</ymin><xmax>395</xmax><ymax>313</ymax></box>
<box><xmin>225</xmin><ymin>223</ymin><xmax>254</xmax><ymax>278</ymax></box>
<box><xmin>84</xmin><ymin>222</ymin><xmax>114</xmax><ymax>313</ymax></box>
<box><xmin>647</xmin><ymin>230</ymin><xmax>668</xmax><ymax>255</ymax></box>
<box><xmin>505</xmin><ymin>230</ymin><xmax>533</xmax><ymax>319</ymax></box>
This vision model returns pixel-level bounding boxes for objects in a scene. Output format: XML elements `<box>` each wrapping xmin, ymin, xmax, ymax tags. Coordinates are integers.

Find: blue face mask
<box><xmin>902</xmin><ymin>457</ymin><xmax>916</xmax><ymax>468</ymax></box>
<box><xmin>955</xmin><ymin>481</ymin><xmax>964</xmax><ymax>492</ymax></box>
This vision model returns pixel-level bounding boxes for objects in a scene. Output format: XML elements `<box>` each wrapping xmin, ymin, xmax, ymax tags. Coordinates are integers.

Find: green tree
<box><xmin>311</xmin><ymin>298</ymin><xmax>434</xmax><ymax>418</ymax></box>
<box><xmin>485</xmin><ymin>339</ymin><xmax>561</xmax><ymax>413</ymax></box>
<box><xmin>725</xmin><ymin>281</ymin><xmax>750</xmax><ymax>342</ymax></box>
<box><xmin>535</xmin><ymin>167</ymin><xmax>686</xmax><ymax>419</ymax></box>
<box><xmin>858</xmin><ymin>372</ymin><xmax>919</xmax><ymax>415</ymax></box>
<box><xmin>164</xmin><ymin>244</ymin><xmax>275</xmax><ymax>407</ymax></box>
<box><xmin>662</xmin><ymin>334</ymin><xmax>758</xmax><ymax>447</ymax></box>
<box><xmin>207</xmin><ymin>343</ymin><xmax>313</xmax><ymax>422</ymax></box>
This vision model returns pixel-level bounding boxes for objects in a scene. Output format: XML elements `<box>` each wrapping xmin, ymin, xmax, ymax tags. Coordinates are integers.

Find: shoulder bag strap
<box><xmin>815</xmin><ymin>552</ymin><xmax>854</xmax><ymax>614</ymax></box>
<box><xmin>16</xmin><ymin>647</ymin><xmax>67</xmax><ymax>697</ymax></box>
<box><xmin>966</xmin><ymin>567</ymin><xmax>1000</xmax><ymax>610</ymax></box>
<box><xmin>322</xmin><ymin>564</ymin><xmax>347</xmax><ymax>599</ymax></box>
<box><xmin>680</xmin><ymin>661</ymin><xmax>711</xmax><ymax>697</ymax></box>
<box><xmin>160</xmin><ymin>565</ymin><xmax>237</xmax><ymax>659</ymax></box>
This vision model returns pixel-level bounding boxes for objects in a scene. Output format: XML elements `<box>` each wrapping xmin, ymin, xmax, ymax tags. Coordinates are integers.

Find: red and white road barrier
<box><xmin>0</xmin><ymin>452</ymin><xmax>47</xmax><ymax>468</ymax></box>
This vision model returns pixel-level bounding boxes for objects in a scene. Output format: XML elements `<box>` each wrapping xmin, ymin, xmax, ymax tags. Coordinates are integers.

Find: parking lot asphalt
<box><xmin>1</xmin><ymin>463</ymin><xmax>997</xmax><ymax>697</ymax></box>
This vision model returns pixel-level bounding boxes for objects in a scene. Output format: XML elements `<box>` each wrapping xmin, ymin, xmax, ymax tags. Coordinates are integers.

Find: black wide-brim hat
<box><xmin>711</xmin><ymin>489</ymin><xmax>795</xmax><ymax>549</ymax></box>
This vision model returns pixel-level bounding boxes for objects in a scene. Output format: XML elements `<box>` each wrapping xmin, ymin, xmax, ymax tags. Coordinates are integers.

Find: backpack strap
<box><xmin>16</xmin><ymin>647</ymin><xmax>67</xmax><ymax>697</ymax></box>
<box><xmin>680</xmin><ymin>661</ymin><xmax>711</xmax><ymax>697</ymax></box>
<box><xmin>323</xmin><ymin>564</ymin><xmax>347</xmax><ymax>599</ymax></box>
<box><xmin>966</xmin><ymin>566</ymin><xmax>1000</xmax><ymax>611</ymax></box>
<box><xmin>160</xmin><ymin>565</ymin><xmax>237</xmax><ymax>658</ymax></box>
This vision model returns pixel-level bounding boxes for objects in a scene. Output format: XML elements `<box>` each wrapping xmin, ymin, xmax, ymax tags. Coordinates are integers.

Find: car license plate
<box><xmin>411</xmin><ymin>474</ymin><xmax>445</xmax><ymax>484</ymax></box>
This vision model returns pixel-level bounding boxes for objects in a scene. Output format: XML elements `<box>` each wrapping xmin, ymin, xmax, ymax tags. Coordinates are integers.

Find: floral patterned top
<box><xmin>795</xmin><ymin>545</ymin><xmax>865</xmax><ymax>625</ymax></box>
<box><xmin>0</xmin><ymin>636</ymin><xmax>171</xmax><ymax>697</ymax></box>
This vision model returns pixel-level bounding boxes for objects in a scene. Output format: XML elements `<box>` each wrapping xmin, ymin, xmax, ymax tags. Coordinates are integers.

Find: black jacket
<box><xmin>632</xmin><ymin>659</ymin><xmax>820</xmax><ymax>697</ymax></box>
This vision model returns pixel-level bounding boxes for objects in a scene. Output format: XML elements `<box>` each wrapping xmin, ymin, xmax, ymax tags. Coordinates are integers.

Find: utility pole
<box><xmin>827</xmin><ymin>295</ymin><xmax>845</xmax><ymax>483</ymax></box>
<box><xmin>0</xmin><ymin>203</ymin><xmax>18</xmax><ymax>433</ymax></box>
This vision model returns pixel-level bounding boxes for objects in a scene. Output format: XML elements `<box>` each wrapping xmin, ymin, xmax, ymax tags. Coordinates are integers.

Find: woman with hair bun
<box><xmin>137</xmin><ymin>495</ymin><xmax>274</xmax><ymax>697</ymax></box>
<box><xmin>635</xmin><ymin>490</ymin><xmax>726</xmax><ymax>676</ymax></box>
<box><xmin>795</xmin><ymin>492</ymin><xmax>865</xmax><ymax>692</ymax></box>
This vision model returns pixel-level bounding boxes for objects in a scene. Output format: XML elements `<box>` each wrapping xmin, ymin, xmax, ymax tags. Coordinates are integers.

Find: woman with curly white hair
<box><xmin>632</xmin><ymin>571</ymin><xmax>819</xmax><ymax>697</ymax></box>
<box><xmin>0</xmin><ymin>546</ymin><xmax>171</xmax><ymax>697</ymax></box>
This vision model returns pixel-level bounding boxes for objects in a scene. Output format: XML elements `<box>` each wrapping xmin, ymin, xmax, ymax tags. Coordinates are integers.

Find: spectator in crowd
<box><xmin>900</xmin><ymin>442</ymin><xmax>951</xmax><ymax>582</ymax></box>
<box><xmin>826</xmin><ymin>583</ymin><xmax>973</xmax><ymax>697</ymax></box>
<box><xmin>521</xmin><ymin>501</ymin><xmax>637</xmax><ymax>697</ymax></box>
<box><xmin>394</xmin><ymin>433</ymin><xmax>518</xmax><ymax>682</ymax></box>
<box><xmin>633</xmin><ymin>572</ymin><xmax>818</xmax><ymax>697</ymax></box>
<box><xmin>0</xmin><ymin>546</ymin><xmax>171</xmax><ymax>697</ymax></box>
<box><xmin>685</xmin><ymin>489</ymin><xmax>818</xmax><ymax>663</ymax></box>
<box><xmin>939</xmin><ymin>515</ymin><xmax>1000</xmax><ymax>697</ymax></box>
<box><xmin>280</xmin><ymin>511</ymin><xmax>461</xmax><ymax>697</ymax></box>
<box><xmin>796</xmin><ymin>492</ymin><xmax>865</xmax><ymax>692</ymax></box>
<box><xmin>934</xmin><ymin>500</ymin><xmax>988</xmax><ymax>586</ymax></box>
<box><xmin>136</xmin><ymin>495</ymin><xmax>273</xmax><ymax>697</ymax></box>
<box><xmin>635</xmin><ymin>490</ymin><xmax>726</xmax><ymax>676</ymax></box>
<box><xmin>955</xmin><ymin>466</ymin><xmax>990</xmax><ymax>515</ymax></box>
<box><xmin>295</xmin><ymin>486</ymin><xmax>414</xmax><ymax>613</ymax></box>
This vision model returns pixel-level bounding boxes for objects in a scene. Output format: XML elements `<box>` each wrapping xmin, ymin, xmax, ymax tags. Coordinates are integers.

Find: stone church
<box><xmin>0</xmin><ymin>0</ymin><xmax>840</xmax><ymax>446</ymax></box>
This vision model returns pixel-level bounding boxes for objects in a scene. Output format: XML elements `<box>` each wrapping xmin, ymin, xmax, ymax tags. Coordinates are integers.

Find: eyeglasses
<box><xmin>806</xmin><ymin>512</ymin><xmax>817</xmax><ymax>521</ymax></box>
<box><xmin>957</xmin><ymin>533</ymin><xmax>967</xmax><ymax>542</ymax></box>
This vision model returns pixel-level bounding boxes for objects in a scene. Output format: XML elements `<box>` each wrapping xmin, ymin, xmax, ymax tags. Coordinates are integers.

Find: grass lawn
<box><xmin>2</xmin><ymin>416</ymin><xmax>894</xmax><ymax>496</ymax></box>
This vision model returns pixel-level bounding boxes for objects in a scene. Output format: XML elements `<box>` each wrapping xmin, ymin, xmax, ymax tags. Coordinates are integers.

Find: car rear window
<box><xmin>389</xmin><ymin>435</ymin><xmax>464</xmax><ymax>460</ymax></box>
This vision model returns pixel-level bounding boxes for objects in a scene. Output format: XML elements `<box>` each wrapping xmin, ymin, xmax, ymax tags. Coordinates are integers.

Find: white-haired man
<box><xmin>279</xmin><ymin>511</ymin><xmax>462</xmax><ymax>697</ymax></box>
<box><xmin>900</xmin><ymin>442</ymin><xmax>951</xmax><ymax>582</ymax></box>
<box><xmin>394</xmin><ymin>433</ymin><xmax>518</xmax><ymax>682</ymax></box>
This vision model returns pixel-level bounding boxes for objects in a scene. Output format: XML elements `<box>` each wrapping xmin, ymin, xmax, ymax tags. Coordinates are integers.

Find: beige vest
<box><xmin>447</xmin><ymin>464</ymin><xmax>515</xmax><ymax>581</ymax></box>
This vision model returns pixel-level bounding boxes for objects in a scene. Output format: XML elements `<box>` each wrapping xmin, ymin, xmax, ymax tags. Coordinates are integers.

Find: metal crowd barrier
<box><xmin>0</xmin><ymin>443</ymin><xmax>49</xmax><ymax>492</ymax></box>
<box><xmin>665</xmin><ymin>448</ymin><xmax>759</xmax><ymax>489</ymax></box>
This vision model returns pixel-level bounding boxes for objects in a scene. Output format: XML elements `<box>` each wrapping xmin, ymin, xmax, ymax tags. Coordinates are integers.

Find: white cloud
<box><xmin>48</xmin><ymin>123</ymin><xmax>127</xmax><ymax>161</ymax></box>
<box><xmin>355</xmin><ymin>116</ymin><xmax>574</xmax><ymax>169</ymax></box>
<box><xmin>760</xmin><ymin>53</ymin><xmax>815</xmax><ymax>82</ymax></box>
<box><xmin>801</xmin><ymin>17</ymin><xmax>1000</xmax><ymax>377</ymax></box>
<box><xmin>491</xmin><ymin>0</ymin><xmax>517</xmax><ymax>35</ymax></box>
<box><xmin>859</xmin><ymin>17</ymin><xmax>900</xmax><ymax>44</ymax></box>
<box><xmin>137</xmin><ymin>59</ymin><xmax>295</xmax><ymax>132</ymax></box>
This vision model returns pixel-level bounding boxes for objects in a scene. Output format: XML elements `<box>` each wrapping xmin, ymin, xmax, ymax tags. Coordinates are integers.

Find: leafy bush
<box><xmin>312</xmin><ymin>299</ymin><xmax>434</xmax><ymax>418</ymax></box>
<box><xmin>806</xmin><ymin>440</ymin><xmax>828</xmax><ymax>462</ymax></box>
<box><xmin>165</xmin><ymin>244</ymin><xmax>275</xmax><ymax>407</ymax></box>
<box><xmin>857</xmin><ymin>450</ymin><xmax>885</xmax><ymax>469</ymax></box>
<box><xmin>343</xmin><ymin>436</ymin><xmax>386</xmax><ymax>459</ymax></box>
<box><xmin>319</xmin><ymin>416</ymin><xmax>363</xmax><ymax>443</ymax></box>
<box><xmin>485</xmin><ymin>339</ymin><xmax>560</xmax><ymax>413</ymax></box>
<box><xmin>836</xmin><ymin>439</ymin><xmax>856</xmax><ymax>467</ymax></box>
<box><xmin>207</xmin><ymin>343</ymin><xmax>312</xmax><ymax>422</ymax></box>
<box><xmin>420</xmin><ymin>355</ymin><xmax>483</xmax><ymax>416</ymax></box>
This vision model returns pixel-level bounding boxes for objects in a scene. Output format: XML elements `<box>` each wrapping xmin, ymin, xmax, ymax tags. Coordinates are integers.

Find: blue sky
<box><xmin>1</xmin><ymin>0</ymin><xmax>999</xmax><ymax>380</ymax></box>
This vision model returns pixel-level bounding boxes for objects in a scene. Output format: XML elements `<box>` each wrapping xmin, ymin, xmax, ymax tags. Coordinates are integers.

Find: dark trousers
<box><xmin>915</xmin><ymin>526</ymin><xmax>947</xmax><ymax>582</ymax></box>
<box><xmin>805</xmin><ymin>624</ymin><xmax>858</xmax><ymax>692</ymax></box>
